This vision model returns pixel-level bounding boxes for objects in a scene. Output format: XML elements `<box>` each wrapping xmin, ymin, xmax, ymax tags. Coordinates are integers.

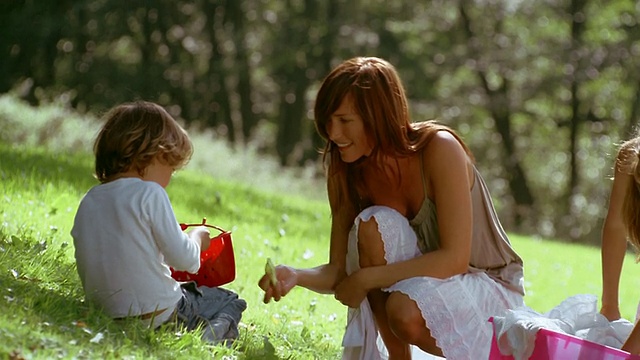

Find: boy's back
<box><xmin>71</xmin><ymin>101</ymin><xmax>246</xmax><ymax>341</ymax></box>
<box><xmin>72</xmin><ymin>177</ymin><xmax>200</xmax><ymax>320</ymax></box>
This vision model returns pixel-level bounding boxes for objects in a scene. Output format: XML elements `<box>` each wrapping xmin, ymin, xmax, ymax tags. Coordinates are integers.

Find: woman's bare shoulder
<box><xmin>422</xmin><ymin>131</ymin><xmax>467</xmax><ymax>162</ymax></box>
<box><xmin>421</xmin><ymin>130</ymin><xmax>473</xmax><ymax>188</ymax></box>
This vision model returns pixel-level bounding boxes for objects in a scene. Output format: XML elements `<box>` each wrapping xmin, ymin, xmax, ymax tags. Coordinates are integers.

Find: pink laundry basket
<box><xmin>489</xmin><ymin>318</ymin><xmax>640</xmax><ymax>360</ymax></box>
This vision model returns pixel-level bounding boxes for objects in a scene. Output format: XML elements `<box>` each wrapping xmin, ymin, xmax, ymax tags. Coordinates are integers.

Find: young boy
<box><xmin>71</xmin><ymin>101</ymin><xmax>246</xmax><ymax>343</ymax></box>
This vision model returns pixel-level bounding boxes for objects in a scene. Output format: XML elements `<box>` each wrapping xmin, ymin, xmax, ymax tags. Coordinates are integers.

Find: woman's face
<box><xmin>326</xmin><ymin>95</ymin><xmax>373</xmax><ymax>163</ymax></box>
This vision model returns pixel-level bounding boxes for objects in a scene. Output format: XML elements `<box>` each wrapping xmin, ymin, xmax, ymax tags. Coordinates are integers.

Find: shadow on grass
<box><xmin>0</xmin><ymin>141</ymin><xmax>97</xmax><ymax>194</ymax></box>
<box><xmin>0</xmin><ymin>231</ymin><xmax>133</xmax><ymax>354</ymax></box>
<box><xmin>0</xmin><ymin>275</ymin><xmax>292</xmax><ymax>360</ymax></box>
<box><xmin>0</xmin><ymin>228</ymin><xmax>290</xmax><ymax>359</ymax></box>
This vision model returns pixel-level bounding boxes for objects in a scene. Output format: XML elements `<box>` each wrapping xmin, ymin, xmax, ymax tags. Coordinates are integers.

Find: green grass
<box><xmin>0</xmin><ymin>142</ymin><xmax>343</xmax><ymax>359</ymax></box>
<box><xmin>514</xmin><ymin>234</ymin><xmax>640</xmax><ymax>317</ymax></box>
<box><xmin>2</xmin><ymin>95</ymin><xmax>640</xmax><ymax>359</ymax></box>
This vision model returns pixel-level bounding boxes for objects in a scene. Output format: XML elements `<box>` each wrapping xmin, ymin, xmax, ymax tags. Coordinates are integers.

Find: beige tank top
<box><xmin>409</xmin><ymin>163</ymin><xmax>525</xmax><ymax>295</ymax></box>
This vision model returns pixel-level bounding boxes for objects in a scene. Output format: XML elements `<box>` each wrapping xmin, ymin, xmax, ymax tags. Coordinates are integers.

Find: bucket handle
<box><xmin>180</xmin><ymin>217</ymin><xmax>227</xmax><ymax>234</ymax></box>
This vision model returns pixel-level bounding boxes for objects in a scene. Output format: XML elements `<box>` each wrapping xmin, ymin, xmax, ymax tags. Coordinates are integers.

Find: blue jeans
<box><xmin>174</xmin><ymin>281</ymin><xmax>247</xmax><ymax>344</ymax></box>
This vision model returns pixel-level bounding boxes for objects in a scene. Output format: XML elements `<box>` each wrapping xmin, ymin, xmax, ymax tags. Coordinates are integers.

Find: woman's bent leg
<box><xmin>357</xmin><ymin>214</ymin><xmax>411</xmax><ymax>359</ymax></box>
<box><xmin>386</xmin><ymin>292</ymin><xmax>443</xmax><ymax>356</ymax></box>
<box><xmin>355</xmin><ymin>206</ymin><xmax>445</xmax><ymax>357</ymax></box>
<box><xmin>354</xmin><ymin>206</ymin><xmax>521</xmax><ymax>359</ymax></box>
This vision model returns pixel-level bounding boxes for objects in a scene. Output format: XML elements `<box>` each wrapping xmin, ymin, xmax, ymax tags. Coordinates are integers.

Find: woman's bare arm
<box><xmin>293</xmin><ymin>205</ymin><xmax>350</xmax><ymax>293</ymax></box>
<box><xmin>351</xmin><ymin>131</ymin><xmax>473</xmax><ymax>291</ymax></box>
<box><xmin>259</xmin><ymin>172</ymin><xmax>350</xmax><ymax>300</ymax></box>
<box><xmin>601</xmin><ymin>154</ymin><xmax>631</xmax><ymax>320</ymax></box>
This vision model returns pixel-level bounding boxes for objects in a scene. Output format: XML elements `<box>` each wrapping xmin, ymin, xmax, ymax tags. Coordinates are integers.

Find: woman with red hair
<box><xmin>259</xmin><ymin>57</ymin><xmax>525</xmax><ymax>359</ymax></box>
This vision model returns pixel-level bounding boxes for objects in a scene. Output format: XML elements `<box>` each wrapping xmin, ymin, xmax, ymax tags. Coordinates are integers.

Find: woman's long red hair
<box><xmin>313</xmin><ymin>57</ymin><xmax>471</xmax><ymax>217</ymax></box>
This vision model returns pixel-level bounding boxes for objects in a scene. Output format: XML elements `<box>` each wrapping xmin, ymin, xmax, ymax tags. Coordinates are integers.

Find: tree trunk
<box><xmin>204</xmin><ymin>0</ymin><xmax>235</xmax><ymax>143</ymax></box>
<box><xmin>559</xmin><ymin>0</ymin><xmax>588</xmax><ymax>240</ymax></box>
<box><xmin>624</xmin><ymin>81</ymin><xmax>640</xmax><ymax>139</ymax></box>
<box><xmin>459</xmin><ymin>3</ymin><xmax>535</xmax><ymax>229</ymax></box>
<box><xmin>226</xmin><ymin>0</ymin><xmax>256</xmax><ymax>143</ymax></box>
<box><xmin>303</xmin><ymin>0</ymin><xmax>340</xmax><ymax>164</ymax></box>
<box><xmin>274</xmin><ymin>0</ymin><xmax>318</xmax><ymax>165</ymax></box>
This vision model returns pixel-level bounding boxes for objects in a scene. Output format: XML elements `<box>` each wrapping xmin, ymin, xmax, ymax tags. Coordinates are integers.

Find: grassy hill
<box><xmin>2</xmin><ymin>94</ymin><xmax>640</xmax><ymax>359</ymax></box>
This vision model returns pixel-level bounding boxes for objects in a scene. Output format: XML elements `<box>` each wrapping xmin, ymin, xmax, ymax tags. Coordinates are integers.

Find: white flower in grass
<box><xmin>89</xmin><ymin>332</ymin><xmax>104</xmax><ymax>343</ymax></box>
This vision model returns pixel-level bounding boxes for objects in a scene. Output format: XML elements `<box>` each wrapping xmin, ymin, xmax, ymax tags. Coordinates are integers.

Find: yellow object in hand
<box><xmin>265</xmin><ymin>258</ymin><xmax>277</xmax><ymax>286</ymax></box>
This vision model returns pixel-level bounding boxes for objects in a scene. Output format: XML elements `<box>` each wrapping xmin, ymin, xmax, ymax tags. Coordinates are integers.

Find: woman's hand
<box><xmin>599</xmin><ymin>304</ymin><xmax>621</xmax><ymax>321</ymax></box>
<box><xmin>258</xmin><ymin>264</ymin><xmax>298</xmax><ymax>303</ymax></box>
<box><xmin>334</xmin><ymin>269</ymin><xmax>369</xmax><ymax>308</ymax></box>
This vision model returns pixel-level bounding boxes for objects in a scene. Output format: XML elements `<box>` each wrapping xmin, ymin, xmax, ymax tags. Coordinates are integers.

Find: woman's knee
<box><xmin>356</xmin><ymin>206</ymin><xmax>410</xmax><ymax>266</ymax></box>
<box><xmin>356</xmin><ymin>213</ymin><xmax>386</xmax><ymax>267</ymax></box>
<box><xmin>386</xmin><ymin>292</ymin><xmax>427</xmax><ymax>343</ymax></box>
<box><xmin>356</xmin><ymin>217</ymin><xmax>385</xmax><ymax>267</ymax></box>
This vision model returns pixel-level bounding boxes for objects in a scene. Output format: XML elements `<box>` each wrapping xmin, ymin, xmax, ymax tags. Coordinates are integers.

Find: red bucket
<box><xmin>170</xmin><ymin>218</ymin><xmax>236</xmax><ymax>287</ymax></box>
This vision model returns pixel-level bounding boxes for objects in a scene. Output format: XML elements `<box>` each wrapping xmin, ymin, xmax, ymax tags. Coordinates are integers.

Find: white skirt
<box><xmin>342</xmin><ymin>206</ymin><xmax>524</xmax><ymax>360</ymax></box>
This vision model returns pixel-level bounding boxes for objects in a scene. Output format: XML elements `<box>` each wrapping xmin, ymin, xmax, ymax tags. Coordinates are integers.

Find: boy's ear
<box><xmin>158</xmin><ymin>154</ymin><xmax>175</xmax><ymax>169</ymax></box>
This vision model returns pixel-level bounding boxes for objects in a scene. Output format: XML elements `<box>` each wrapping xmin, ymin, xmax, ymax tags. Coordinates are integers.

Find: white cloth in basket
<box><xmin>491</xmin><ymin>294</ymin><xmax>634</xmax><ymax>360</ymax></box>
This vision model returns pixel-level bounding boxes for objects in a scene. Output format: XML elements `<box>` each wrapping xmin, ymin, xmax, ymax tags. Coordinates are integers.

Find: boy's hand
<box><xmin>188</xmin><ymin>226</ymin><xmax>211</xmax><ymax>251</ymax></box>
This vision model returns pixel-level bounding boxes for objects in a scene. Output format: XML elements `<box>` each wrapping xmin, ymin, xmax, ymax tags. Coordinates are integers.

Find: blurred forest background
<box><xmin>1</xmin><ymin>0</ymin><xmax>639</xmax><ymax>244</ymax></box>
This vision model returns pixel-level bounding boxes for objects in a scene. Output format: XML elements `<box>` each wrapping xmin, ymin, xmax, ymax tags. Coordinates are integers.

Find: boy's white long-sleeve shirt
<box><xmin>71</xmin><ymin>178</ymin><xmax>200</xmax><ymax>318</ymax></box>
